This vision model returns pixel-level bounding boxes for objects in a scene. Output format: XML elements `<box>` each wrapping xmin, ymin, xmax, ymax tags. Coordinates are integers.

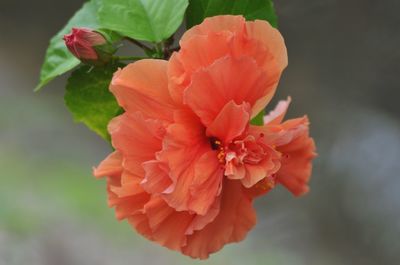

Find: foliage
<box><xmin>65</xmin><ymin>64</ymin><xmax>123</xmax><ymax>140</ymax></box>
<box><xmin>37</xmin><ymin>0</ymin><xmax>278</xmax><ymax>136</ymax></box>
<box><xmin>186</xmin><ymin>0</ymin><xmax>277</xmax><ymax>28</ymax></box>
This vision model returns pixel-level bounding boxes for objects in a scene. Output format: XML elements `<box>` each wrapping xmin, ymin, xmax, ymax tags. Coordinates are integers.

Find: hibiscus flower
<box><xmin>94</xmin><ymin>15</ymin><xmax>316</xmax><ymax>259</ymax></box>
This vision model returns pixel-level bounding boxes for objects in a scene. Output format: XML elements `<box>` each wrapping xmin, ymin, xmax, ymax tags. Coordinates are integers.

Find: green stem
<box><xmin>154</xmin><ymin>42</ymin><xmax>164</xmax><ymax>59</ymax></box>
<box><xmin>124</xmin><ymin>37</ymin><xmax>153</xmax><ymax>53</ymax></box>
<box><xmin>113</xmin><ymin>56</ymin><xmax>147</xmax><ymax>61</ymax></box>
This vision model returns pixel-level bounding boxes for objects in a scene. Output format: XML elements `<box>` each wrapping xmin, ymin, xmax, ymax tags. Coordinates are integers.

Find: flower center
<box><xmin>209</xmin><ymin>134</ymin><xmax>268</xmax><ymax>165</ymax></box>
<box><xmin>226</xmin><ymin>135</ymin><xmax>266</xmax><ymax>165</ymax></box>
<box><xmin>209</xmin><ymin>137</ymin><xmax>225</xmax><ymax>163</ymax></box>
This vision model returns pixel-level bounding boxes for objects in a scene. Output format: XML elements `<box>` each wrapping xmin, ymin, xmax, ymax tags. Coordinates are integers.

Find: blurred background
<box><xmin>1</xmin><ymin>0</ymin><xmax>399</xmax><ymax>264</ymax></box>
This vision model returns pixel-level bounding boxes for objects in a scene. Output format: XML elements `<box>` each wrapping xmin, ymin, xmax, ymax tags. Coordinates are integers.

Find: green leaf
<box><xmin>250</xmin><ymin>109</ymin><xmax>265</xmax><ymax>126</ymax></box>
<box><xmin>186</xmin><ymin>0</ymin><xmax>278</xmax><ymax>28</ymax></box>
<box><xmin>35</xmin><ymin>0</ymin><xmax>101</xmax><ymax>91</ymax></box>
<box><xmin>65</xmin><ymin>64</ymin><xmax>122</xmax><ymax>140</ymax></box>
<box><xmin>98</xmin><ymin>0</ymin><xmax>189</xmax><ymax>42</ymax></box>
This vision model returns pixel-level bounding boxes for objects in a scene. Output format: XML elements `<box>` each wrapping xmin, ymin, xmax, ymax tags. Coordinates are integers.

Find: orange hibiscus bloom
<box><xmin>94</xmin><ymin>15</ymin><xmax>316</xmax><ymax>259</ymax></box>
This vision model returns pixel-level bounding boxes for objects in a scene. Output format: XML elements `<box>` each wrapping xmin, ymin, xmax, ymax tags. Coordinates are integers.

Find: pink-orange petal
<box><xmin>109</xmin><ymin>112</ymin><xmax>165</xmax><ymax>177</ymax></box>
<box><xmin>245</xmin><ymin>19</ymin><xmax>288</xmax><ymax>76</ymax></box>
<box><xmin>93</xmin><ymin>151</ymin><xmax>122</xmax><ymax>178</ymax></box>
<box><xmin>168</xmin><ymin>32</ymin><xmax>234</xmax><ymax>104</ymax></box>
<box><xmin>182</xmin><ymin>179</ymin><xmax>256</xmax><ymax>259</ymax></box>
<box><xmin>188</xmin><ymin>150</ymin><xmax>224</xmax><ymax>215</ymax></box>
<box><xmin>106</xmin><ymin>173</ymin><xmax>150</xmax><ymax>220</ymax></box>
<box><xmin>180</xmin><ymin>15</ymin><xmax>246</xmax><ymax>44</ymax></box>
<box><xmin>264</xmin><ymin>97</ymin><xmax>292</xmax><ymax>125</ymax></box>
<box><xmin>141</xmin><ymin>160</ymin><xmax>173</xmax><ymax>194</ymax></box>
<box><xmin>126</xmin><ymin>196</ymin><xmax>221</xmax><ymax>254</ymax></box>
<box><xmin>110</xmin><ymin>59</ymin><xmax>175</xmax><ymax>121</ymax></box>
<box><xmin>275</xmin><ymin>118</ymin><xmax>316</xmax><ymax>196</ymax></box>
<box><xmin>185</xmin><ymin>197</ymin><xmax>221</xmax><ymax>235</ymax></box>
<box><xmin>206</xmin><ymin>101</ymin><xmax>251</xmax><ymax>143</ymax></box>
<box><xmin>167</xmin><ymin>52</ymin><xmax>188</xmax><ymax>103</ymax></box>
<box><xmin>185</xmin><ymin>56</ymin><xmax>273</xmax><ymax>126</ymax></box>
<box><xmin>159</xmin><ymin>120</ymin><xmax>222</xmax><ymax>215</ymax></box>
<box><xmin>143</xmin><ymin>196</ymin><xmax>193</xmax><ymax>251</ymax></box>
<box><xmin>240</xmin><ymin>148</ymin><xmax>281</xmax><ymax>188</ymax></box>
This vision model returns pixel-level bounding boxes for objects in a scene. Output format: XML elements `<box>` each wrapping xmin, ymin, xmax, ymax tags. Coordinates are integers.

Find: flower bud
<box><xmin>63</xmin><ymin>28</ymin><xmax>115</xmax><ymax>65</ymax></box>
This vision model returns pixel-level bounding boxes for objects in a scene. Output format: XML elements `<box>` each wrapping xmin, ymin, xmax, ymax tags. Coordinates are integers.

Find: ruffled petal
<box><xmin>206</xmin><ymin>101</ymin><xmax>251</xmax><ymax>143</ymax></box>
<box><xmin>142</xmin><ymin>196</ymin><xmax>193</xmax><ymax>251</ymax></box>
<box><xmin>239</xmin><ymin>148</ymin><xmax>281</xmax><ymax>188</ymax></box>
<box><xmin>109</xmin><ymin>112</ymin><xmax>165</xmax><ymax>177</ymax></box>
<box><xmin>180</xmin><ymin>15</ymin><xmax>245</xmax><ymax>44</ymax></box>
<box><xmin>127</xmin><ymin>196</ymin><xmax>221</xmax><ymax>253</ymax></box>
<box><xmin>188</xmin><ymin>150</ymin><xmax>224</xmax><ymax>215</ymax></box>
<box><xmin>158</xmin><ymin>119</ymin><xmax>223</xmax><ymax>215</ymax></box>
<box><xmin>264</xmin><ymin>97</ymin><xmax>292</xmax><ymax>125</ymax></box>
<box><xmin>245</xmin><ymin>20</ymin><xmax>288</xmax><ymax>76</ymax></box>
<box><xmin>252</xmin><ymin>116</ymin><xmax>316</xmax><ymax>196</ymax></box>
<box><xmin>274</xmin><ymin>117</ymin><xmax>316</xmax><ymax>196</ymax></box>
<box><xmin>185</xmin><ymin>197</ymin><xmax>221</xmax><ymax>235</ymax></box>
<box><xmin>243</xmin><ymin>176</ymin><xmax>276</xmax><ymax>199</ymax></box>
<box><xmin>93</xmin><ymin>151</ymin><xmax>123</xmax><ymax>178</ymax></box>
<box><xmin>110</xmin><ymin>59</ymin><xmax>175</xmax><ymax>121</ymax></box>
<box><xmin>182</xmin><ymin>179</ymin><xmax>256</xmax><ymax>259</ymax></box>
<box><xmin>141</xmin><ymin>160</ymin><xmax>173</xmax><ymax>194</ymax></box>
<box><xmin>168</xmin><ymin>32</ymin><xmax>233</xmax><ymax>103</ymax></box>
<box><xmin>111</xmin><ymin>189</ymin><xmax>150</xmax><ymax>220</ymax></box>
<box><xmin>185</xmin><ymin>56</ymin><xmax>274</xmax><ymax>125</ymax></box>
<box><xmin>105</xmin><ymin>171</ymin><xmax>150</xmax><ymax>220</ymax></box>
<box><xmin>167</xmin><ymin>52</ymin><xmax>187</xmax><ymax>103</ymax></box>
<box><xmin>223</xmin><ymin>133</ymin><xmax>281</xmax><ymax>188</ymax></box>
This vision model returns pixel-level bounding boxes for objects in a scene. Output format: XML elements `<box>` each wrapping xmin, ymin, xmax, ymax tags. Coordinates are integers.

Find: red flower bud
<box><xmin>63</xmin><ymin>28</ymin><xmax>114</xmax><ymax>65</ymax></box>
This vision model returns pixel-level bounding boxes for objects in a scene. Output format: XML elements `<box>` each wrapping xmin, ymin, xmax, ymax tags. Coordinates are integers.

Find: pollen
<box><xmin>217</xmin><ymin>149</ymin><xmax>225</xmax><ymax>163</ymax></box>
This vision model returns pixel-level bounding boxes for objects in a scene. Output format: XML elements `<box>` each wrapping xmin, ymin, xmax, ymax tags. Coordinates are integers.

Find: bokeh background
<box><xmin>1</xmin><ymin>0</ymin><xmax>399</xmax><ymax>264</ymax></box>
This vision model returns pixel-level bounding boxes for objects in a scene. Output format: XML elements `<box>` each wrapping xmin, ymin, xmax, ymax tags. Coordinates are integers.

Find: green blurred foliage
<box><xmin>186</xmin><ymin>0</ymin><xmax>277</xmax><ymax>28</ymax></box>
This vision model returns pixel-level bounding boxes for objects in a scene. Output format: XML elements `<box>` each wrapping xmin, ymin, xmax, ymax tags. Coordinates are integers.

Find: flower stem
<box><xmin>124</xmin><ymin>37</ymin><xmax>153</xmax><ymax>53</ymax></box>
<box><xmin>113</xmin><ymin>56</ymin><xmax>147</xmax><ymax>61</ymax></box>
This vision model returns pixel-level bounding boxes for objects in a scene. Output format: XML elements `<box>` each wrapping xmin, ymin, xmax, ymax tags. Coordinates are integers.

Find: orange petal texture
<box><xmin>94</xmin><ymin>15</ymin><xmax>316</xmax><ymax>259</ymax></box>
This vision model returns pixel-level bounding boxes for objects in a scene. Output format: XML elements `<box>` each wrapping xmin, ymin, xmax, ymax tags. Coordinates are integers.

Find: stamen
<box><xmin>209</xmin><ymin>137</ymin><xmax>226</xmax><ymax>163</ymax></box>
<box><xmin>217</xmin><ymin>149</ymin><xmax>225</xmax><ymax>163</ymax></box>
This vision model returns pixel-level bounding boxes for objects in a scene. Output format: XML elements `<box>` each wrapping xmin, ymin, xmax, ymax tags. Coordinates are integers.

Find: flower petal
<box><xmin>93</xmin><ymin>151</ymin><xmax>122</xmax><ymax>178</ymax></box>
<box><xmin>141</xmin><ymin>160</ymin><xmax>173</xmax><ymax>194</ymax></box>
<box><xmin>206</xmin><ymin>101</ymin><xmax>251</xmax><ymax>143</ymax></box>
<box><xmin>159</xmin><ymin>120</ymin><xmax>223</xmax><ymax>215</ymax></box>
<box><xmin>243</xmin><ymin>176</ymin><xmax>276</xmax><ymax>199</ymax></box>
<box><xmin>182</xmin><ymin>179</ymin><xmax>256</xmax><ymax>259</ymax></box>
<box><xmin>233</xmin><ymin>20</ymin><xmax>288</xmax><ymax>113</ymax></box>
<box><xmin>274</xmin><ymin>117</ymin><xmax>316</xmax><ymax>196</ymax></box>
<box><xmin>111</xmin><ymin>59</ymin><xmax>175</xmax><ymax>121</ymax></box>
<box><xmin>245</xmin><ymin>20</ymin><xmax>288</xmax><ymax>76</ymax></box>
<box><xmin>185</xmin><ymin>56</ymin><xmax>273</xmax><ymax>125</ymax></box>
<box><xmin>264</xmin><ymin>97</ymin><xmax>292</xmax><ymax>125</ymax></box>
<box><xmin>168</xmin><ymin>32</ymin><xmax>233</xmax><ymax>103</ymax></box>
<box><xmin>106</xmin><ymin>171</ymin><xmax>150</xmax><ymax>220</ymax></box>
<box><xmin>185</xmin><ymin>197</ymin><xmax>221</xmax><ymax>235</ymax></box>
<box><xmin>109</xmin><ymin>112</ymin><xmax>165</xmax><ymax>177</ymax></box>
<box><xmin>142</xmin><ymin>196</ymin><xmax>193</xmax><ymax>251</ymax></box>
<box><xmin>127</xmin><ymin>196</ymin><xmax>221</xmax><ymax>253</ymax></box>
<box><xmin>188</xmin><ymin>150</ymin><xmax>224</xmax><ymax>215</ymax></box>
<box><xmin>180</xmin><ymin>15</ymin><xmax>245</xmax><ymax>44</ymax></box>
<box><xmin>240</xmin><ymin>149</ymin><xmax>281</xmax><ymax>188</ymax></box>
